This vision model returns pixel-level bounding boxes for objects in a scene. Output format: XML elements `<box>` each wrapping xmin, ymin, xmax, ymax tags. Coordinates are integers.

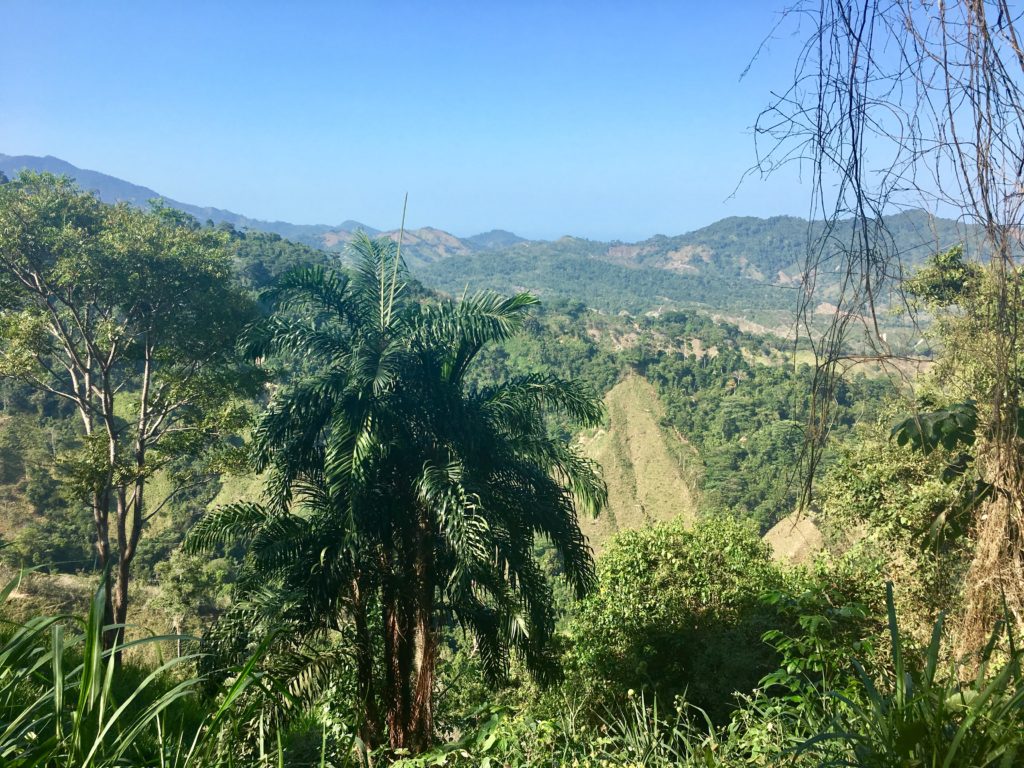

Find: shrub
<box><xmin>801</xmin><ymin>584</ymin><xmax>1024</xmax><ymax>767</ymax></box>
<box><xmin>564</xmin><ymin>517</ymin><xmax>786</xmax><ymax>723</ymax></box>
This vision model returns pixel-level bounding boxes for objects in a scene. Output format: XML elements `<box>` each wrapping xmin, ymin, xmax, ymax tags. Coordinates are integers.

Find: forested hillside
<box><xmin>0</xmin><ymin>174</ymin><xmax>883</xmax><ymax>575</ymax></box>
<box><xmin>0</xmin><ymin>208</ymin><xmax>879</xmax><ymax>570</ymax></box>
<box><xmin>1</xmin><ymin>154</ymin><xmax>970</xmax><ymax>326</ymax></box>
<box><xmin>1</xmin><ymin>161</ymin><xmax>1022</xmax><ymax>767</ymax></box>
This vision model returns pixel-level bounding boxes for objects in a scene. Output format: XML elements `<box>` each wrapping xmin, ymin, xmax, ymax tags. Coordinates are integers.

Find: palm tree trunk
<box><xmin>384</xmin><ymin>589</ymin><xmax>416</xmax><ymax>750</ymax></box>
<box><xmin>408</xmin><ymin>608</ymin><xmax>436</xmax><ymax>751</ymax></box>
<box><xmin>408</xmin><ymin>523</ymin><xmax>436</xmax><ymax>751</ymax></box>
<box><xmin>382</xmin><ymin>541</ymin><xmax>424</xmax><ymax>751</ymax></box>
<box><xmin>352</xmin><ymin>578</ymin><xmax>381</xmax><ymax>746</ymax></box>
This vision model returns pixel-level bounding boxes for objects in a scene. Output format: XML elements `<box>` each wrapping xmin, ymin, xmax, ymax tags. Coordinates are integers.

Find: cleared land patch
<box><xmin>763</xmin><ymin>512</ymin><xmax>824</xmax><ymax>565</ymax></box>
<box><xmin>578</xmin><ymin>375</ymin><xmax>698</xmax><ymax>553</ymax></box>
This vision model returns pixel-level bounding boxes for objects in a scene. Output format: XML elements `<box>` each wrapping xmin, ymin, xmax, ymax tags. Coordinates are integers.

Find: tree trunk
<box><xmin>111</xmin><ymin>484</ymin><xmax>131</xmax><ymax>664</ymax></box>
<box><xmin>112</xmin><ymin>555</ymin><xmax>130</xmax><ymax>653</ymax></box>
<box><xmin>100</xmin><ymin>395</ymin><xmax>122</xmax><ymax>653</ymax></box>
<box><xmin>383</xmin><ymin>595</ymin><xmax>414</xmax><ymax>750</ymax></box>
<box><xmin>352</xmin><ymin>578</ymin><xmax>381</xmax><ymax>747</ymax></box>
<box><xmin>113</xmin><ymin>343</ymin><xmax>149</xmax><ymax>661</ymax></box>
<box><xmin>408</xmin><ymin>607</ymin><xmax>436</xmax><ymax>752</ymax></box>
<box><xmin>93</xmin><ymin>486</ymin><xmax>117</xmax><ymax>651</ymax></box>
<box><xmin>408</xmin><ymin>522</ymin><xmax>436</xmax><ymax>752</ymax></box>
<box><xmin>381</xmin><ymin>523</ymin><xmax>436</xmax><ymax>753</ymax></box>
<box><xmin>108</xmin><ymin>435</ymin><xmax>147</xmax><ymax>664</ymax></box>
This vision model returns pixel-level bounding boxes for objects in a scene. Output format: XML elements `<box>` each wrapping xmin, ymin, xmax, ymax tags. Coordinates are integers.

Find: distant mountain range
<box><xmin>0</xmin><ymin>153</ymin><xmax>385</xmax><ymax>242</ymax></box>
<box><xmin>0</xmin><ymin>153</ymin><xmax>525</xmax><ymax>267</ymax></box>
<box><xmin>0</xmin><ymin>153</ymin><xmax>971</xmax><ymax>318</ymax></box>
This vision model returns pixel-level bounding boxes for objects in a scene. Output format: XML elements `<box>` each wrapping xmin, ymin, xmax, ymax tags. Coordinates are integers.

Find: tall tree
<box><xmin>757</xmin><ymin>0</ymin><xmax>1024</xmax><ymax>652</ymax></box>
<box><xmin>0</xmin><ymin>172</ymin><xmax>257</xmax><ymax>648</ymax></box>
<box><xmin>188</xmin><ymin>233</ymin><xmax>606</xmax><ymax>751</ymax></box>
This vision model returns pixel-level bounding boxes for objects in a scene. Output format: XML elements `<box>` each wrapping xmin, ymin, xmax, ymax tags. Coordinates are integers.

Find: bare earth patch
<box><xmin>763</xmin><ymin>513</ymin><xmax>824</xmax><ymax>564</ymax></box>
<box><xmin>578</xmin><ymin>376</ymin><xmax>697</xmax><ymax>554</ymax></box>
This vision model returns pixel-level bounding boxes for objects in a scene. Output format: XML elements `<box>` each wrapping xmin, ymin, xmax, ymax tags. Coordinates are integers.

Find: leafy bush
<box><xmin>564</xmin><ymin>518</ymin><xmax>786</xmax><ymax>723</ymax></box>
<box><xmin>818</xmin><ymin>422</ymin><xmax>971</xmax><ymax>635</ymax></box>
<box><xmin>801</xmin><ymin>584</ymin><xmax>1024</xmax><ymax>767</ymax></box>
<box><xmin>391</xmin><ymin>695</ymin><xmax>729</xmax><ymax>768</ymax></box>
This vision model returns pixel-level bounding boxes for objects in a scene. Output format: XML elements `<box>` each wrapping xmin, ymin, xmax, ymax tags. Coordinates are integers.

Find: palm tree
<box><xmin>188</xmin><ymin>233</ymin><xmax>606</xmax><ymax>752</ymax></box>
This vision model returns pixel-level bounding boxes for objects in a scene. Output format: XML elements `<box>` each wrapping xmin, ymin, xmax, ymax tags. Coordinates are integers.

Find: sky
<box><xmin>1</xmin><ymin>1</ymin><xmax>816</xmax><ymax>241</ymax></box>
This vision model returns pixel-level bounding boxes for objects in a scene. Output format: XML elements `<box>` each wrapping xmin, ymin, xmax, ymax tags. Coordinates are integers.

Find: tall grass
<box><xmin>801</xmin><ymin>583</ymin><xmax>1024</xmax><ymax>767</ymax></box>
<box><xmin>0</xmin><ymin>571</ymin><xmax>275</xmax><ymax>767</ymax></box>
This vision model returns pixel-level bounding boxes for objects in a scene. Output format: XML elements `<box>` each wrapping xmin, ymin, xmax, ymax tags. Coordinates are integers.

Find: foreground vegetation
<box><xmin>1</xmin><ymin>176</ymin><xmax>1023</xmax><ymax>765</ymax></box>
<box><xmin>7</xmin><ymin>0</ymin><xmax>1024</xmax><ymax>757</ymax></box>
<box><xmin>3</xmin><ymin>527</ymin><xmax>1023</xmax><ymax>766</ymax></box>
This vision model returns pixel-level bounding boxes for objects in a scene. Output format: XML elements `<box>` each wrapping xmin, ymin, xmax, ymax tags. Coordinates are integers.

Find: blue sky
<box><xmin>2</xmin><ymin>1</ymin><xmax>813</xmax><ymax>240</ymax></box>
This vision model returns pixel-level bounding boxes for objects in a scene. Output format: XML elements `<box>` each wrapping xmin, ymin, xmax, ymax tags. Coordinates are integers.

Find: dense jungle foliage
<box><xmin>0</xmin><ymin>163</ymin><xmax>1023</xmax><ymax>767</ymax></box>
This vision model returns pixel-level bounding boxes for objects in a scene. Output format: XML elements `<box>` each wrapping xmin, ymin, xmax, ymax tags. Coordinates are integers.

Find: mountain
<box><xmin>1</xmin><ymin>154</ymin><xmax>172</xmax><ymax>210</ymax></box>
<box><xmin>0</xmin><ymin>153</ymin><xmax>377</xmax><ymax>243</ymax></box>
<box><xmin>0</xmin><ymin>153</ymin><xmax>970</xmax><ymax>320</ymax></box>
<box><xmin>316</xmin><ymin>225</ymin><xmax>475</xmax><ymax>267</ymax></box>
<box><xmin>465</xmin><ymin>229</ymin><xmax>527</xmax><ymax>249</ymax></box>
<box><xmin>419</xmin><ymin>240</ymin><xmax>800</xmax><ymax>320</ymax></box>
<box><xmin>0</xmin><ymin>154</ymin><xmax>481</xmax><ymax>267</ymax></box>
<box><xmin>422</xmin><ymin>211</ymin><xmax>971</xmax><ymax>322</ymax></box>
<box><xmin>595</xmin><ymin>212</ymin><xmax>967</xmax><ymax>284</ymax></box>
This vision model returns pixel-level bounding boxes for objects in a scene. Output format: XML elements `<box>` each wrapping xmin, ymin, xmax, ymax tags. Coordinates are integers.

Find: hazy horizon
<box><xmin>2</xmin><ymin>148</ymin><xmax>831</xmax><ymax>244</ymax></box>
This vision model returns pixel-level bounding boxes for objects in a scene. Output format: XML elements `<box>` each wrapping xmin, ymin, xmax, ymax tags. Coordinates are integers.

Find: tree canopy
<box><xmin>188</xmin><ymin>233</ymin><xmax>606</xmax><ymax>751</ymax></box>
<box><xmin>0</xmin><ymin>172</ymin><xmax>258</xmax><ymax>646</ymax></box>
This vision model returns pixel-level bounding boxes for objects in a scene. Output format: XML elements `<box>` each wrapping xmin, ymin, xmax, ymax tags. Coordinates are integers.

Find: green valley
<box><xmin>4</xmin><ymin>5</ymin><xmax>1024</xmax><ymax>757</ymax></box>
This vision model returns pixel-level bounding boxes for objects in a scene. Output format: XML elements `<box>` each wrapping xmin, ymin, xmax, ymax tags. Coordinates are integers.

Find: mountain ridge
<box><xmin>0</xmin><ymin>153</ymin><xmax>379</xmax><ymax>242</ymax></box>
<box><xmin>0</xmin><ymin>153</ymin><xmax>969</xmax><ymax>315</ymax></box>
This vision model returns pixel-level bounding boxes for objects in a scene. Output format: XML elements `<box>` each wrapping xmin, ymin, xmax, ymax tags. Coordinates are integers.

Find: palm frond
<box><xmin>241</xmin><ymin>315</ymin><xmax>354</xmax><ymax>363</ymax></box>
<box><xmin>551</xmin><ymin>446</ymin><xmax>608</xmax><ymax>519</ymax></box>
<box><xmin>185</xmin><ymin>502</ymin><xmax>274</xmax><ymax>553</ymax></box>
<box><xmin>481</xmin><ymin>373</ymin><xmax>604</xmax><ymax>429</ymax></box>
<box><xmin>347</xmin><ymin>232</ymin><xmax>407</xmax><ymax>335</ymax></box>
<box><xmin>411</xmin><ymin>292</ymin><xmax>538</xmax><ymax>384</ymax></box>
<box><xmin>415</xmin><ymin>459</ymin><xmax>491</xmax><ymax>583</ymax></box>
<box><xmin>261</xmin><ymin>264</ymin><xmax>353</xmax><ymax>319</ymax></box>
